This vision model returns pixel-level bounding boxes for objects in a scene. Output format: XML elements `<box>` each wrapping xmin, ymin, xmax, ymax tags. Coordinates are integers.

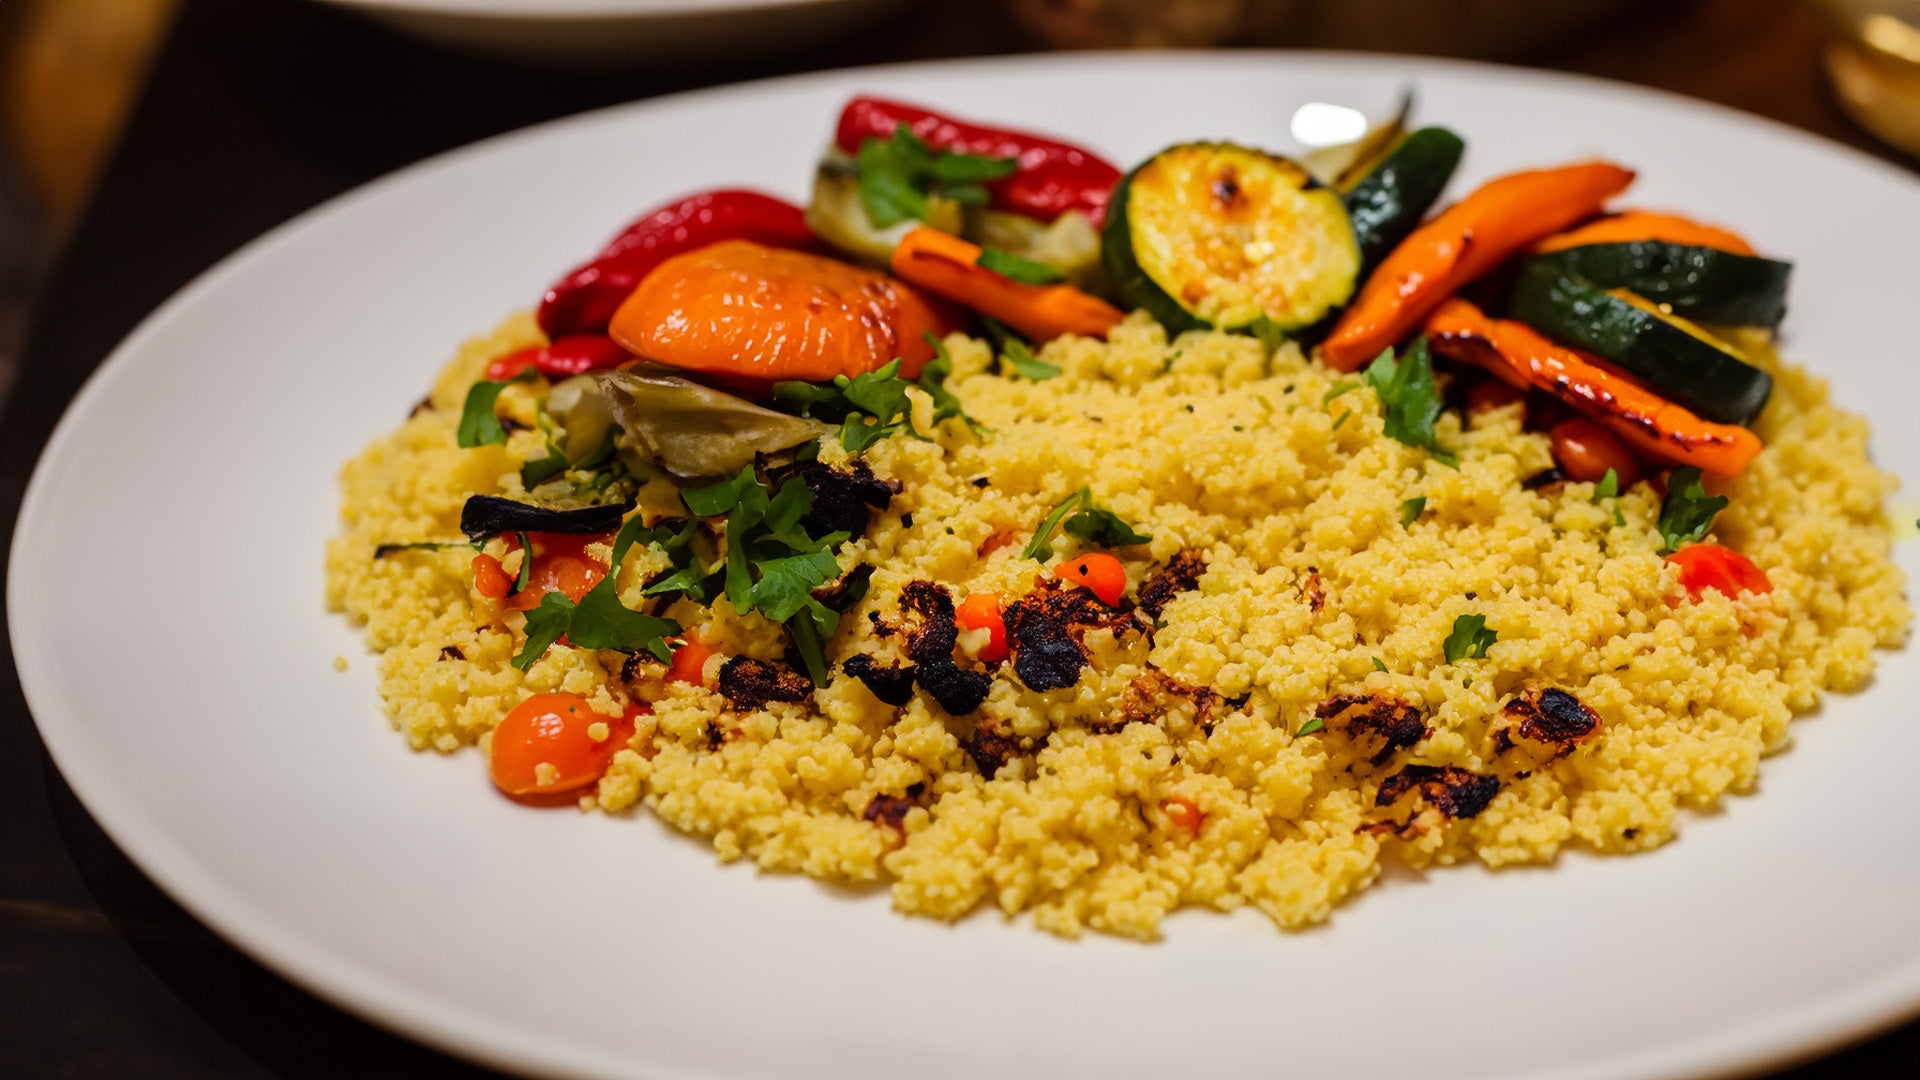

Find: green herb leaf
<box><xmin>457</xmin><ymin>379</ymin><xmax>514</xmax><ymax>448</ymax></box>
<box><xmin>1658</xmin><ymin>466</ymin><xmax>1728</xmax><ymax>553</ymax></box>
<box><xmin>1023</xmin><ymin>487</ymin><xmax>1151</xmax><ymax>559</ymax></box>
<box><xmin>1371</xmin><ymin>656</ymin><xmax>1388</xmax><ymax>672</ymax></box>
<box><xmin>1399</xmin><ymin>496</ymin><xmax>1427</xmax><ymax>528</ymax></box>
<box><xmin>511</xmin><ymin>592</ymin><xmax>576</xmax><ymax>672</ymax></box>
<box><xmin>520</xmin><ymin>452</ymin><xmax>570</xmax><ymax>488</ymax></box>
<box><xmin>1003</xmin><ymin>338</ymin><xmax>1060</xmax><ymax>380</ymax></box>
<box><xmin>1364</xmin><ymin>337</ymin><xmax>1454</xmax><ymax>465</ymax></box>
<box><xmin>1295</xmin><ymin>717</ymin><xmax>1326</xmax><ymax>737</ymax></box>
<box><xmin>1330</xmin><ymin>411</ymin><xmax>1351</xmax><ymax>431</ymax></box>
<box><xmin>371</xmin><ymin>540</ymin><xmax>478</xmax><ymax>559</ymax></box>
<box><xmin>683</xmin><ymin>465</ymin><xmax>759</xmax><ymax>518</ymax></box>
<box><xmin>916</xmin><ymin>332</ymin><xmax>978</xmax><ymax>431</ymax></box>
<box><xmin>976</xmin><ymin>247</ymin><xmax>1067</xmax><ymax>285</ymax></box>
<box><xmin>855</xmin><ymin>123</ymin><xmax>1017</xmax><ymax>229</ymax></box>
<box><xmin>1592</xmin><ymin>468</ymin><xmax>1620</xmax><ymax>502</ymax></box>
<box><xmin>566</xmin><ymin>576</ymin><xmax>679</xmax><ymax>661</ymax></box>
<box><xmin>1246</xmin><ymin>315</ymin><xmax>1287</xmax><ymax>359</ymax></box>
<box><xmin>1323</xmin><ymin>381</ymin><xmax>1358</xmax><ymax>405</ymax></box>
<box><xmin>512</xmin><ymin>533</ymin><xmax>533</xmax><ymax>593</ymax></box>
<box><xmin>1442</xmin><ymin>614</ymin><xmax>1498</xmax><ymax>664</ymax></box>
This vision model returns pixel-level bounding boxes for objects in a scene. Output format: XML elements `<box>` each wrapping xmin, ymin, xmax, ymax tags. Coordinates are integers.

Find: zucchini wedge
<box><xmin>1103</xmin><ymin>143</ymin><xmax>1360</xmax><ymax>334</ymax></box>
<box><xmin>1525</xmin><ymin>242</ymin><xmax>1791</xmax><ymax>328</ymax></box>
<box><xmin>1507</xmin><ymin>261</ymin><xmax>1772</xmax><ymax>425</ymax></box>
<box><xmin>1341</xmin><ymin>126</ymin><xmax>1465</xmax><ymax>273</ymax></box>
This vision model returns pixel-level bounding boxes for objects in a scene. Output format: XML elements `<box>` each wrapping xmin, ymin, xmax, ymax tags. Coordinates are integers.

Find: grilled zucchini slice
<box><xmin>1508</xmin><ymin>261</ymin><xmax>1773</xmax><ymax>425</ymax></box>
<box><xmin>1524</xmin><ymin>242</ymin><xmax>1791</xmax><ymax>328</ymax></box>
<box><xmin>1341</xmin><ymin>126</ymin><xmax>1465</xmax><ymax>273</ymax></box>
<box><xmin>1103</xmin><ymin>143</ymin><xmax>1360</xmax><ymax>334</ymax></box>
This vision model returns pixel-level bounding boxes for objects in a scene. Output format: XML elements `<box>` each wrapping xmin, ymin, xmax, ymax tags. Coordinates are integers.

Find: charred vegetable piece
<box><xmin>805</xmin><ymin>150</ymin><xmax>967</xmax><ymax>268</ymax></box>
<box><xmin>1425</xmin><ymin>298</ymin><xmax>1762</xmax><ymax>476</ymax></box>
<box><xmin>891</xmin><ymin>226</ymin><xmax>1123</xmax><ymax>341</ymax></box>
<box><xmin>1104</xmin><ymin>143</ymin><xmax>1360</xmax><ymax>334</ymax></box>
<box><xmin>1523</xmin><ymin>243</ymin><xmax>1792</xmax><ymax>329</ymax></box>
<box><xmin>1506</xmin><ymin>261</ymin><xmax>1772</xmax><ymax>425</ymax></box>
<box><xmin>1341</xmin><ymin>126</ymin><xmax>1465</xmax><ymax>273</ymax></box>
<box><xmin>1533</xmin><ymin>210</ymin><xmax>1757</xmax><ymax>256</ymax></box>
<box><xmin>459</xmin><ymin>495</ymin><xmax>632</xmax><ymax>540</ymax></box>
<box><xmin>608</xmin><ymin>240</ymin><xmax>954</xmax><ymax>383</ymax></box>
<box><xmin>1321</xmin><ymin>160</ymin><xmax>1636</xmax><ymax>371</ymax></box>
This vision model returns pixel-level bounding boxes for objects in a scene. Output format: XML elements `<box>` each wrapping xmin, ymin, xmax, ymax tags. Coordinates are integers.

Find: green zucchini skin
<box><xmin>1527</xmin><ymin>242</ymin><xmax>1791</xmax><ymax>328</ymax></box>
<box><xmin>1508</xmin><ymin>262</ymin><xmax>1773</xmax><ymax>425</ymax></box>
<box><xmin>1342</xmin><ymin>126</ymin><xmax>1465</xmax><ymax>272</ymax></box>
<box><xmin>1102</xmin><ymin>142</ymin><xmax>1360</xmax><ymax>336</ymax></box>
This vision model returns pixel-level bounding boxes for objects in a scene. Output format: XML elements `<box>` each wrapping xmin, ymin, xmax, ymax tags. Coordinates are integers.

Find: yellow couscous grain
<box><xmin>326</xmin><ymin>311</ymin><xmax>1909</xmax><ymax>939</ymax></box>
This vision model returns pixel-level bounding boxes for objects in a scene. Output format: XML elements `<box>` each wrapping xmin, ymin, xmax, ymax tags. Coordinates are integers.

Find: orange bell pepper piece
<box><xmin>1322</xmin><ymin>161</ymin><xmax>1636</xmax><ymax>371</ymax></box>
<box><xmin>1424</xmin><ymin>297</ymin><xmax>1762</xmax><ymax>476</ymax></box>
<box><xmin>889</xmin><ymin>226</ymin><xmax>1123</xmax><ymax>342</ymax></box>
<box><xmin>1532</xmin><ymin>209</ymin><xmax>1756</xmax><ymax>256</ymax></box>
<box><xmin>609</xmin><ymin>239</ymin><xmax>954</xmax><ymax>382</ymax></box>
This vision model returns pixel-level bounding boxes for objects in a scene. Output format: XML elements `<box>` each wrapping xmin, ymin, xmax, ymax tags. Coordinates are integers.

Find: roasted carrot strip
<box><xmin>1532</xmin><ymin>209</ymin><xmax>1756</xmax><ymax>256</ymax></box>
<box><xmin>1321</xmin><ymin>161</ymin><xmax>1636</xmax><ymax>371</ymax></box>
<box><xmin>609</xmin><ymin>239</ymin><xmax>954</xmax><ymax>382</ymax></box>
<box><xmin>1425</xmin><ymin>297</ymin><xmax>1762</xmax><ymax>476</ymax></box>
<box><xmin>889</xmin><ymin>226</ymin><xmax>1124</xmax><ymax>342</ymax></box>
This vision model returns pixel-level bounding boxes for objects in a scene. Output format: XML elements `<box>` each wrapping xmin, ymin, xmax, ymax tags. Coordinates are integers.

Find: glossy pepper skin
<box><xmin>833</xmin><ymin>96</ymin><xmax>1122</xmax><ymax>225</ymax></box>
<box><xmin>537</xmin><ymin>189</ymin><xmax>815</xmax><ymax>339</ymax></box>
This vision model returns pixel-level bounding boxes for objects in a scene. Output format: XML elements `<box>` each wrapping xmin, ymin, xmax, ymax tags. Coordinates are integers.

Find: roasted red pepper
<box><xmin>833</xmin><ymin>96</ymin><xmax>1121</xmax><ymax>225</ymax></box>
<box><xmin>485</xmin><ymin>334</ymin><xmax>630</xmax><ymax>381</ymax></box>
<box><xmin>537</xmin><ymin>189</ymin><xmax>815</xmax><ymax>339</ymax></box>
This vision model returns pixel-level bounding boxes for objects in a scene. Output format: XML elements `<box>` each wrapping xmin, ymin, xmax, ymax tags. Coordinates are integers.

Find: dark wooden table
<box><xmin>2</xmin><ymin>0</ymin><xmax>1915</xmax><ymax>1075</ymax></box>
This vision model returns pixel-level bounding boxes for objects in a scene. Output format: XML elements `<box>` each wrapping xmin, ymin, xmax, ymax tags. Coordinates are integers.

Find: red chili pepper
<box><xmin>537</xmin><ymin>190</ymin><xmax>815</xmax><ymax>339</ymax></box>
<box><xmin>833</xmin><ymin>97</ymin><xmax>1121</xmax><ymax>225</ymax></box>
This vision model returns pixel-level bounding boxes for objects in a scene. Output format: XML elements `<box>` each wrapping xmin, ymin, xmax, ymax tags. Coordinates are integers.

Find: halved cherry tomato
<box><xmin>667</xmin><ymin>638</ymin><xmax>715</xmax><ymax>684</ymax></box>
<box><xmin>504</xmin><ymin>533</ymin><xmax>609</xmax><ymax>611</ymax></box>
<box><xmin>1549</xmin><ymin>417</ymin><xmax>1644</xmax><ymax>486</ymax></box>
<box><xmin>955</xmin><ymin>592</ymin><xmax>1009</xmax><ymax>662</ymax></box>
<box><xmin>471</xmin><ymin>554</ymin><xmax>511</xmax><ymax>599</ymax></box>
<box><xmin>1056</xmin><ymin>553</ymin><xmax>1127</xmax><ymax>606</ymax></box>
<box><xmin>1667</xmin><ymin>544</ymin><xmax>1771</xmax><ymax>599</ymax></box>
<box><xmin>1163</xmin><ymin>796</ymin><xmax>1204</xmax><ymax>835</ymax></box>
<box><xmin>488</xmin><ymin>693</ymin><xmax>640</xmax><ymax>796</ymax></box>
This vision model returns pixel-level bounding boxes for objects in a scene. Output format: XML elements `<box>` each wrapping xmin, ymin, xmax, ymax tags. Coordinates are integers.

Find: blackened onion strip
<box><xmin>459</xmin><ymin>495</ymin><xmax>632</xmax><ymax>540</ymax></box>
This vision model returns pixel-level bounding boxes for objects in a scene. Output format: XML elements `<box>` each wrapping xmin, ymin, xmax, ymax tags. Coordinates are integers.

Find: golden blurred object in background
<box><xmin>1814</xmin><ymin>0</ymin><xmax>1920</xmax><ymax>157</ymax></box>
<box><xmin>0</xmin><ymin>0</ymin><xmax>179</xmax><ymax>228</ymax></box>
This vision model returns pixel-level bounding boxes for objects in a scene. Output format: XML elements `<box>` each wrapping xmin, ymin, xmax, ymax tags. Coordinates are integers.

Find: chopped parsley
<box><xmin>976</xmin><ymin>247</ymin><xmax>1066</xmax><ymax>285</ymax></box>
<box><xmin>1442</xmin><ymin>614</ymin><xmax>1497</xmax><ymax>663</ymax></box>
<box><xmin>1399</xmin><ymin>496</ymin><xmax>1427</xmax><ymax>528</ymax></box>
<box><xmin>1657</xmin><ymin>466</ymin><xmax>1729</xmax><ymax>554</ymax></box>
<box><xmin>510</xmin><ymin>581</ymin><xmax>680</xmax><ymax>673</ymax></box>
<box><xmin>1323</xmin><ymin>381</ymin><xmax>1358</xmax><ymax>405</ymax></box>
<box><xmin>1246</xmin><ymin>314</ymin><xmax>1287</xmax><ymax>359</ymax></box>
<box><xmin>1363</xmin><ymin>337</ymin><xmax>1457</xmax><ymax>467</ymax></box>
<box><xmin>1371</xmin><ymin>656</ymin><xmax>1388</xmax><ymax>672</ymax></box>
<box><xmin>1592</xmin><ymin>468</ymin><xmax>1620</xmax><ymax>502</ymax></box>
<box><xmin>1294</xmin><ymin>717</ymin><xmax>1326</xmax><ymax>737</ymax></box>
<box><xmin>916</xmin><ymin>333</ymin><xmax>981</xmax><ymax>431</ymax></box>
<box><xmin>455</xmin><ymin>371</ymin><xmax>534</xmax><ymax>448</ymax></box>
<box><xmin>856</xmin><ymin>123</ymin><xmax>1018</xmax><ymax>229</ymax></box>
<box><xmin>1022</xmin><ymin>487</ymin><xmax>1152</xmax><ymax>559</ymax></box>
<box><xmin>512</xmin><ymin>532</ymin><xmax>533</xmax><ymax>592</ymax></box>
<box><xmin>772</xmin><ymin>344</ymin><xmax>977</xmax><ymax>451</ymax></box>
<box><xmin>1330</xmin><ymin>411</ymin><xmax>1351</xmax><ymax>431</ymax></box>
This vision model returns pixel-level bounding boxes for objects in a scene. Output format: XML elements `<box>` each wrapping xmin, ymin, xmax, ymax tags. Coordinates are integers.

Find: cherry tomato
<box><xmin>1163</xmin><ymin>796</ymin><xmax>1204</xmax><ymax>835</ymax></box>
<box><xmin>484</xmin><ymin>347</ymin><xmax>542</xmax><ymax>381</ymax></box>
<box><xmin>471</xmin><ymin>554</ymin><xmax>511</xmax><ymax>599</ymax></box>
<box><xmin>1549</xmin><ymin>417</ymin><xmax>1644</xmax><ymax>486</ymax></box>
<box><xmin>954</xmin><ymin>591</ymin><xmax>1008</xmax><ymax>662</ymax></box>
<box><xmin>1465</xmin><ymin>378</ymin><xmax>1526</xmax><ymax>416</ymax></box>
<box><xmin>488</xmin><ymin>692</ymin><xmax>636</xmax><ymax>796</ymax></box>
<box><xmin>667</xmin><ymin>638</ymin><xmax>715</xmax><ymax>684</ymax></box>
<box><xmin>1667</xmin><ymin>544</ymin><xmax>1771</xmax><ymax>599</ymax></box>
<box><xmin>504</xmin><ymin>533</ymin><xmax>609</xmax><ymax>611</ymax></box>
<box><xmin>1056</xmin><ymin>552</ymin><xmax>1127</xmax><ymax>606</ymax></box>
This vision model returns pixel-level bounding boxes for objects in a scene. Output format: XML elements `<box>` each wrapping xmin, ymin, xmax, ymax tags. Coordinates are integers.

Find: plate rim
<box><xmin>11</xmin><ymin>48</ymin><xmax>1920</xmax><ymax>1080</ymax></box>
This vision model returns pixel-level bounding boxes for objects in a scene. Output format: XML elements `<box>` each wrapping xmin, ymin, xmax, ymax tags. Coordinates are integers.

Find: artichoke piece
<box><xmin>804</xmin><ymin>151</ymin><xmax>964</xmax><ymax>268</ymax></box>
<box><xmin>964</xmin><ymin>206</ymin><xmax>1107</xmax><ymax>292</ymax></box>
<box><xmin>566</xmin><ymin>366</ymin><xmax>827</xmax><ymax>481</ymax></box>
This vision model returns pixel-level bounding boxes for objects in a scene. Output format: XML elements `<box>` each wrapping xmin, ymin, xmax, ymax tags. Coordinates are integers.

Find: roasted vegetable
<box><xmin>579</xmin><ymin>366</ymin><xmax>826</xmax><ymax>481</ymax></box>
<box><xmin>1425</xmin><ymin>297</ymin><xmax>1762</xmax><ymax>475</ymax></box>
<box><xmin>804</xmin><ymin>151</ymin><xmax>965</xmax><ymax>268</ymax></box>
<box><xmin>1533</xmin><ymin>210</ymin><xmax>1757</xmax><ymax>256</ymax></box>
<box><xmin>963</xmin><ymin>206</ymin><xmax>1105</xmax><ymax>290</ymax></box>
<box><xmin>1506</xmin><ymin>261</ymin><xmax>1772</xmax><ymax>425</ymax></box>
<box><xmin>1341</xmin><ymin>126</ymin><xmax>1465</xmax><ymax>273</ymax></box>
<box><xmin>1103</xmin><ymin>142</ymin><xmax>1360</xmax><ymax>334</ymax></box>
<box><xmin>1523</xmin><ymin>242</ymin><xmax>1791</xmax><ymax>328</ymax></box>
<box><xmin>1321</xmin><ymin>160</ymin><xmax>1636</xmax><ymax>371</ymax></box>
<box><xmin>459</xmin><ymin>495</ymin><xmax>632</xmax><ymax>540</ymax></box>
<box><xmin>891</xmin><ymin>226</ymin><xmax>1124</xmax><ymax>341</ymax></box>
<box><xmin>608</xmin><ymin>240</ymin><xmax>954</xmax><ymax>383</ymax></box>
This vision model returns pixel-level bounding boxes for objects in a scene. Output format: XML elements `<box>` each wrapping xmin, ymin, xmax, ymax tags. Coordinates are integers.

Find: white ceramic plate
<box><xmin>12</xmin><ymin>52</ymin><xmax>1920</xmax><ymax>1080</ymax></box>
<box><xmin>319</xmin><ymin>0</ymin><xmax>903</xmax><ymax>63</ymax></box>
